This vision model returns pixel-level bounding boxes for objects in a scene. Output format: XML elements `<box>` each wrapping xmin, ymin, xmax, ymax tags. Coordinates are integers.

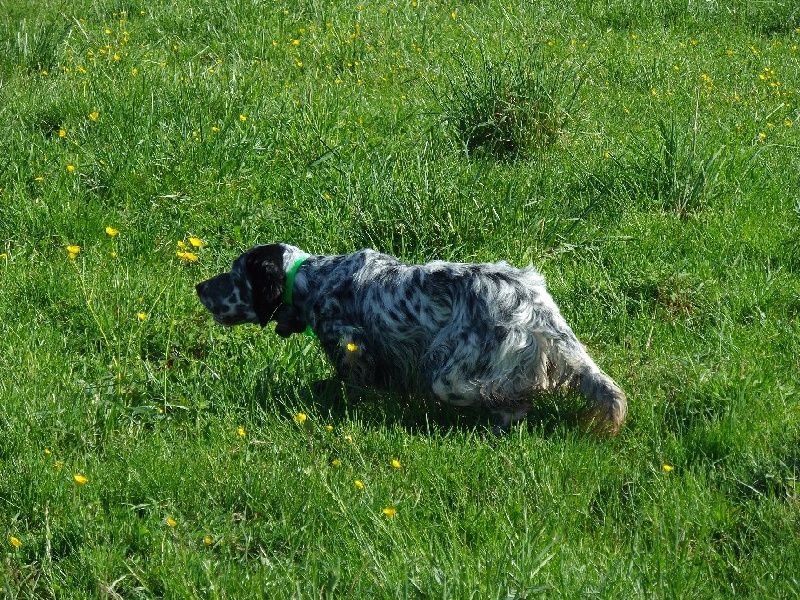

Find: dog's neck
<box><xmin>279</xmin><ymin>244</ymin><xmax>310</xmax><ymax>273</ymax></box>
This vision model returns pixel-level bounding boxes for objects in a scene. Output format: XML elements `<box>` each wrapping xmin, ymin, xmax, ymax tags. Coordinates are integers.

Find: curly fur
<box><xmin>196</xmin><ymin>243</ymin><xmax>627</xmax><ymax>433</ymax></box>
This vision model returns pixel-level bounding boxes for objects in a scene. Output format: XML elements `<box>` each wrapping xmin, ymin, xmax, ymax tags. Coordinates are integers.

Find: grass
<box><xmin>1</xmin><ymin>0</ymin><xmax>799</xmax><ymax>597</ymax></box>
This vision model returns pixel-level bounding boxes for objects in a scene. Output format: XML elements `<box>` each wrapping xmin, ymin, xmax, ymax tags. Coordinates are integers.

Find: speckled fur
<box><xmin>196</xmin><ymin>243</ymin><xmax>627</xmax><ymax>433</ymax></box>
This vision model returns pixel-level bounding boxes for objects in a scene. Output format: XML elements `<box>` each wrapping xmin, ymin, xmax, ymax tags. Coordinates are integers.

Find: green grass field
<box><xmin>1</xmin><ymin>0</ymin><xmax>799</xmax><ymax>596</ymax></box>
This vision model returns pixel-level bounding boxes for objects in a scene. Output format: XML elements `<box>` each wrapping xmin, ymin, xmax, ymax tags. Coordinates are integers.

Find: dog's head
<box><xmin>195</xmin><ymin>243</ymin><xmax>308</xmax><ymax>336</ymax></box>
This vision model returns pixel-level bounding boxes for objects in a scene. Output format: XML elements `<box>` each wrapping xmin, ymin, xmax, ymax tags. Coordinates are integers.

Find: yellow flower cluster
<box><xmin>176</xmin><ymin>236</ymin><xmax>206</xmax><ymax>263</ymax></box>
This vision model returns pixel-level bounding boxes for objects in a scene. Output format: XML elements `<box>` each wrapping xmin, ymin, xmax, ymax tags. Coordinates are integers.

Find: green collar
<box><xmin>283</xmin><ymin>256</ymin><xmax>309</xmax><ymax>306</ymax></box>
<box><xmin>283</xmin><ymin>255</ymin><xmax>316</xmax><ymax>339</ymax></box>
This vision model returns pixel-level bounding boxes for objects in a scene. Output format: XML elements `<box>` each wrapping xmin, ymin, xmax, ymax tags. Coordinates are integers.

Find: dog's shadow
<box><xmin>252</xmin><ymin>371</ymin><xmax>586</xmax><ymax>439</ymax></box>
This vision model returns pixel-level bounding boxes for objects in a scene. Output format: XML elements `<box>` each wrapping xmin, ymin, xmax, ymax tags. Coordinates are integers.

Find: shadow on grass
<box><xmin>252</xmin><ymin>371</ymin><xmax>587</xmax><ymax>439</ymax></box>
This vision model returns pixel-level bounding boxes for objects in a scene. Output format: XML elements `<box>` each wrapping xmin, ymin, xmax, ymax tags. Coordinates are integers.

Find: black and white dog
<box><xmin>196</xmin><ymin>243</ymin><xmax>627</xmax><ymax>433</ymax></box>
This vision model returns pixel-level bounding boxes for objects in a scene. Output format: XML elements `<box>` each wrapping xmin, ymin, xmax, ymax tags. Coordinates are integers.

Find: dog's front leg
<box><xmin>315</xmin><ymin>322</ymin><xmax>376</xmax><ymax>388</ymax></box>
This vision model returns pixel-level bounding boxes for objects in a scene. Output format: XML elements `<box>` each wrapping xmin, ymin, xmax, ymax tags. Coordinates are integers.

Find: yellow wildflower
<box><xmin>58</xmin><ymin>128</ymin><xmax>67</xmax><ymax>138</ymax></box>
<box><xmin>9</xmin><ymin>536</ymin><xmax>22</xmax><ymax>549</ymax></box>
<box><xmin>73</xmin><ymin>473</ymin><xmax>88</xmax><ymax>485</ymax></box>
<box><xmin>211</xmin><ymin>125</ymin><xmax>220</xmax><ymax>133</ymax></box>
<box><xmin>105</xmin><ymin>226</ymin><xmax>119</xmax><ymax>237</ymax></box>
<box><xmin>66</xmin><ymin>245</ymin><xmax>81</xmax><ymax>259</ymax></box>
<box><xmin>324</xmin><ymin>425</ymin><xmax>334</xmax><ymax>432</ymax></box>
<box><xmin>113</xmin><ymin>53</ymin><xmax>121</xmax><ymax>61</ymax></box>
<box><xmin>136</xmin><ymin>312</ymin><xmax>148</xmax><ymax>322</ymax></box>
<box><xmin>237</xmin><ymin>426</ymin><xmax>246</xmax><ymax>437</ymax></box>
<box><xmin>166</xmin><ymin>517</ymin><xmax>177</xmax><ymax>528</ymax></box>
<box><xmin>291</xmin><ymin>39</ymin><xmax>301</xmax><ymax>46</ymax></box>
<box><xmin>294</xmin><ymin>412</ymin><xmax>308</xmax><ymax>425</ymax></box>
<box><xmin>66</xmin><ymin>164</ymin><xmax>76</xmax><ymax>173</ymax></box>
<box><xmin>176</xmin><ymin>240</ymin><xmax>187</xmax><ymax>249</ymax></box>
<box><xmin>785</xmin><ymin>118</ymin><xmax>793</xmax><ymax>127</ymax></box>
<box><xmin>239</xmin><ymin>114</ymin><xmax>248</xmax><ymax>122</ymax></box>
<box><xmin>203</xmin><ymin>535</ymin><xmax>214</xmax><ymax>546</ymax></box>
<box><xmin>662</xmin><ymin>464</ymin><xmax>674</xmax><ymax>473</ymax></box>
<box><xmin>346</xmin><ymin>342</ymin><xmax>359</xmax><ymax>352</ymax></box>
<box><xmin>758</xmin><ymin>132</ymin><xmax>767</xmax><ymax>142</ymax></box>
<box><xmin>188</xmin><ymin>236</ymin><xmax>205</xmax><ymax>248</ymax></box>
<box><xmin>176</xmin><ymin>251</ymin><xmax>199</xmax><ymax>263</ymax></box>
<box><xmin>88</xmin><ymin>111</ymin><xmax>100</xmax><ymax>121</ymax></box>
<box><xmin>44</xmin><ymin>447</ymin><xmax>51</xmax><ymax>455</ymax></box>
<box><xmin>354</xmin><ymin>479</ymin><xmax>364</xmax><ymax>490</ymax></box>
<box><xmin>450</xmin><ymin>10</ymin><xmax>457</xmax><ymax>19</ymax></box>
<box><xmin>382</xmin><ymin>507</ymin><xmax>397</xmax><ymax>518</ymax></box>
<box><xmin>131</xmin><ymin>67</ymin><xmax>138</xmax><ymax>76</ymax></box>
<box><xmin>390</xmin><ymin>458</ymin><xmax>401</xmax><ymax>469</ymax></box>
<box><xmin>331</xmin><ymin>458</ymin><xmax>342</xmax><ymax>467</ymax></box>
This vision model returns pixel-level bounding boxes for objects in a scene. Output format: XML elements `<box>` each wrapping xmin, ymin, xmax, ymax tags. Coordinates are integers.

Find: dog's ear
<box><xmin>244</xmin><ymin>244</ymin><xmax>286</xmax><ymax>327</ymax></box>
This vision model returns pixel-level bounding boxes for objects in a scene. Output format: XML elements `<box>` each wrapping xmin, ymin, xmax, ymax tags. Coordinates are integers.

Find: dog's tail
<box><xmin>575</xmin><ymin>367</ymin><xmax>627</xmax><ymax>435</ymax></box>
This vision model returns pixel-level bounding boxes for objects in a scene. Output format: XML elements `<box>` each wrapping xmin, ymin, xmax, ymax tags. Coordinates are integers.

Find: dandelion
<box><xmin>176</xmin><ymin>240</ymin><xmax>187</xmax><ymax>249</ymax></box>
<box><xmin>785</xmin><ymin>118</ymin><xmax>794</xmax><ymax>127</ymax></box>
<box><xmin>203</xmin><ymin>535</ymin><xmax>214</xmax><ymax>546</ymax></box>
<box><xmin>291</xmin><ymin>39</ymin><xmax>301</xmax><ymax>46</ymax></box>
<box><xmin>66</xmin><ymin>245</ymin><xmax>81</xmax><ymax>259</ymax></box>
<box><xmin>662</xmin><ymin>464</ymin><xmax>674</xmax><ymax>473</ymax></box>
<box><xmin>237</xmin><ymin>426</ymin><xmax>246</xmax><ymax>437</ymax></box>
<box><xmin>211</xmin><ymin>125</ymin><xmax>220</xmax><ymax>133</ymax></box>
<box><xmin>758</xmin><ymin>132</ymin><xmax>767</xmax><ymax>142</ymax></box>
<box><xmin>9</xmin><ymin>536</ymin><xmax>22</xmax><ymax>549</ymax></box>
<box><xmin>346</xmin><ymin>342</ymin><xmax>359</xmax><ymax>352</ymax></box>
<box><xmin>88</xmin><ymin>111</ymin><xmax>99</xmax><ymax>121</ymax></box>
<box><xmin>73</xmin><ymin>473</ymin><xmax>88</xmax><ymax>485</ymax></box>
<box><xmin>105</xmin><ymin>226</ymin><xmax>119</xmax><ymax>237</ymax></box>
<box><xmin>239</xmin><ymin>114</ymin><xmax>248</xmax><ymax>122</ymax></box>
<box><xmin>58</xmin><ymin>128</ymin><xmax>67</xmax><ymax>138</ymax></box>
<box><xmin>450</xmin><ymin>10</ymin><xmax>457</xmax><ymax>19</ymax></box>
<box><xmin>176</xmin><ymin>251</ymin><xmax>199</xmax><ymax>263</ymax></box>
<box><xmin>324</xmin><ymin>424</ymin><xmax>334</xmax><ymax>432</ymax></box>
<box><xmin>104</xmin><ymin>27</ymin><xmax>112</xmax><ymax>34</ymax></box>
<box><xmin>354</xmin><ymin>479</ymin><xmax>364</xmax><ymax>490</ymax></box>
<box><xmin>131</xmin><ymin>67</ymin><xmax>139</xmax><ymax>76</ymax></box>
<box><xmin>331</xmin><ymin>458</ymin><xmax>342</xmax><ymax>467</ymax></box>
<box><xmin>390</xmin><ymin>458</ymin><xmax>401</xmax><ymax>470</ymax></box>
<box><xmin>295</xmin><ymin>60</ymin><xmax>304</xmax><ymax>68</ymax></box>
<box><xmin>66</xmin><ymin>164</ymin><xmax>76</xmax><ymax>173</ymax></box>
<box><xmin>165</xmin><ymin>517</ymin><xmax>177</xmax><ymax>528</ymax></box>
<box><xmin>44</xmin><ymin>447</ymin><xmax>52</xmax><ymax>455</ymax></box>
<box><xmin>136</xmin><ymin>312</ymin><xmax>148</xmax><ymax>322</ymax></box>
<box><xmin>382</xmin><ymin>507</ymin><xmax>397</xmax><ymax>518</ymax></box>
<box><xmin>188</xmin><ymin>236</ymin><xmax>205</xmax><ymax>248</ymax></box>
<box><xmin>700</xmin><ymin>73</ymin><xmax>712</xmax><ymax>85</ymax></box>
<box><xmin>294</xmin><ymin>412</ymin><xmax>308</xmax><ymax>425</ymax></box>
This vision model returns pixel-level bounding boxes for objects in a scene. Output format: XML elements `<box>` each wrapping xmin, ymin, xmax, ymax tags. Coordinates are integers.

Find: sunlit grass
<box><xmin>1</xmin><ymin>0</ymin><xmax>799</xmax><ymax>597</ymax></box>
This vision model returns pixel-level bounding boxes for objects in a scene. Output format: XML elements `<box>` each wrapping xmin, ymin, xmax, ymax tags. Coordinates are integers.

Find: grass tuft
<box><xmin>440</xmin><ymin>51</ymin><xmax>583</xmax><ymax>159</ymax></box>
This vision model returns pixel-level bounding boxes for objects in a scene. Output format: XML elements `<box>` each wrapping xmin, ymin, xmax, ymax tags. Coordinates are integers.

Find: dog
<box><xmin>196</xmin><ymin>243</ymin><xmax>627</xmax><ymax>433</ymax></box>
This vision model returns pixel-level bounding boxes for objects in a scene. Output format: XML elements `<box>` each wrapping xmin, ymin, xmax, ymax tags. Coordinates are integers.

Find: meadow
<box><xmin>1</xmin><ymin>0</ymin><xmax>799</xmax><ymax>597</ymax></box>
